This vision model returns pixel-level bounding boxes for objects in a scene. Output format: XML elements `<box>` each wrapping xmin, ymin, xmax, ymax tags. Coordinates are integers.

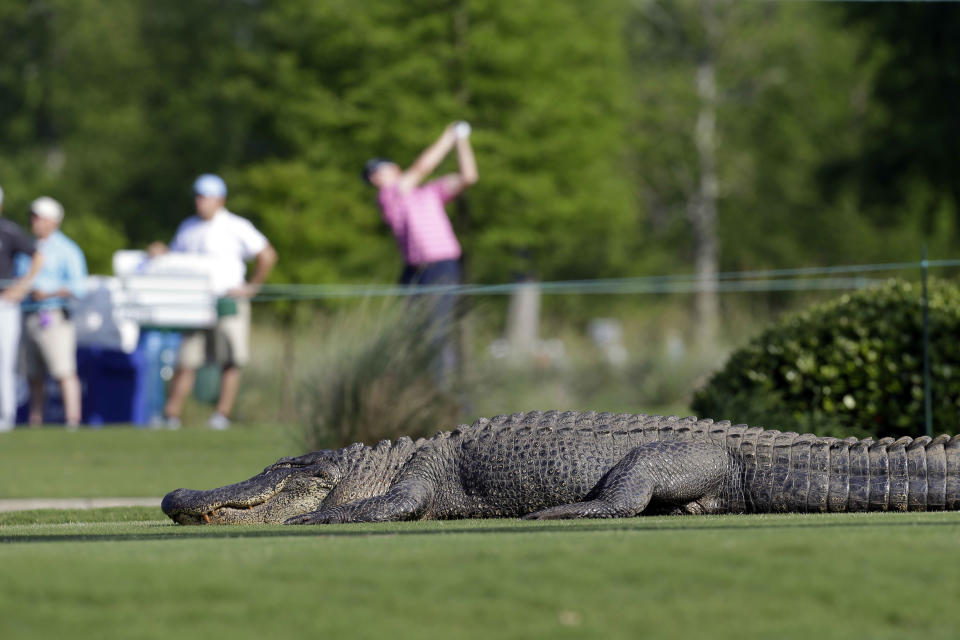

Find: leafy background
<box><xmin>693</xmin><ymin>279</ymin><xmax>960</xmax><ymax>438</ymax></box>
<box><xmin>0</xmin><ymin>0</ymin><xmax>957</xmax><ymax>281</ymax></box>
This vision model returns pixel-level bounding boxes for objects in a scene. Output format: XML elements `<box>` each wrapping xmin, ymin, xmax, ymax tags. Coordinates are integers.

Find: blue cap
<box><xmin>362</xmin><ymin>158</ymin><xmax>394</xmax><ymax>184</ymax></box>
<box><xmin>193</xmin><ymin>174</ymin><xmax>227</xmax><ymax>198</ymax></box>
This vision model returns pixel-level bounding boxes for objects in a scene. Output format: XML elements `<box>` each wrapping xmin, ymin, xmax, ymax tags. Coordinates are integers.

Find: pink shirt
<box><xmin>378</xmin><ymin>180</ymin><xmax>462</xmax><ymax>266</ymax></box>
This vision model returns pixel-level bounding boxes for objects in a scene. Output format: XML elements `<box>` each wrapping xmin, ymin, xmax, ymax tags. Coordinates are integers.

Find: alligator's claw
<box><xmin>284</xmin><ymin>509</ymin><xmax>344</xmax><ymax>525</ymax></box>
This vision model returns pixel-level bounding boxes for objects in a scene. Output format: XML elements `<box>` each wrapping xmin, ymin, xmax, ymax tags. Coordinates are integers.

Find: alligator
<box><xmin>161</xmin><ymin>410</ymin><xmax>960</xmax><ymax>525</ymax></box>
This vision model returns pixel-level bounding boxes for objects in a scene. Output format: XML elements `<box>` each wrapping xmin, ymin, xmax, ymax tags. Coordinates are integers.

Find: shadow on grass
<box><xmin>3</xmin><ymin>514</ymin><xmax>959</xmax><ymax>545</ymax></box>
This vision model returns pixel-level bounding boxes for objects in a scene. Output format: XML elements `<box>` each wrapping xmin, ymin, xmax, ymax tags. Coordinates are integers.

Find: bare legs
<box><xmin>163</xmin><ymin>367</ymin><xmax>196</xmax><ymax>420</ymax></box>
<box><xmin>28</xmin><ymin>377</ymin><xmax>43</xmax><ymax>426</ymax></box>
<box><xmin>164</xmin><ymin>365</ymin><xmax>241</xmax><ymax>423</ymax></box>
<box><xmin>217</xmin><ymin>366</ymin><xmax>241</xmax><ymax>418</ymax></box>
<box><xmin>28</xmin><ymin>373</ymin><xmax>81</xmax><ymax>427</ymax></box>
<box><xmin>61</xmin><ymin>374</ymin><xmax>81</xmax><ymax>426</ymax></box>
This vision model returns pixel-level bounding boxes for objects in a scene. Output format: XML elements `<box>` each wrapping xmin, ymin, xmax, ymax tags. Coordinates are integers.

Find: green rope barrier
<box><xmin>4</xmin><ymin>257</ymin><xmax>959</xmax><ymax>301</ymax></box>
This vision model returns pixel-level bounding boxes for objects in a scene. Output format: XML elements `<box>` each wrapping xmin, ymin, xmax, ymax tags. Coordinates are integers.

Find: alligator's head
<box><xmin>161</xmin><ymin>450</ymin><xmax>345</xmax><ymax>525</ymax></box>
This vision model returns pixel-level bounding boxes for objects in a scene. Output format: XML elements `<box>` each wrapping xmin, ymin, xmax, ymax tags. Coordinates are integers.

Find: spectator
<box><xmin>364</xmin><ymin>121</ymin><xmax>478</xmax><ymax>378</ymax></box>
<box><xmin>18</xmin><ymin>196</ymin><xmax>87</xmax><ymax>428</ymax></box>
<box><xmin>149</xmin><ymin>174</ymin><xmax>277</xmax><ymax>430</ymax></box>
<box><xmin>0</xmin><ymin>186</ymin><xmax>43</xmax><ymax>431</ymax></box>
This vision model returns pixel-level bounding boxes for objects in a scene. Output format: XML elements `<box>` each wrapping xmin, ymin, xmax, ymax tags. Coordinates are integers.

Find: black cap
<box><xmin>362</xmin><ymin>158</ymin><xmax>393</xmax><ymax>184</ymax></box>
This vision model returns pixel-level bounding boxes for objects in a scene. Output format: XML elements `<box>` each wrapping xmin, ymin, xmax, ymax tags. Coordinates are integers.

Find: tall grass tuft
<box><xmin>295</xmin><ymin>298</ymin><xmax>464</xmax><ymax>450</ymax></box>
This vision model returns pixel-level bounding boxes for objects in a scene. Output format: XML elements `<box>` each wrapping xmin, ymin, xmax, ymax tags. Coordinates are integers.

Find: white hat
<box><xmin>30</xmin><ymin>196</ymin><xmax>64</xmax><ymax>222</ymax></box>
<box><xmin>193</xmin><ymin>174</ymin><xmax>228</xmax><ymax>198</ymax></box>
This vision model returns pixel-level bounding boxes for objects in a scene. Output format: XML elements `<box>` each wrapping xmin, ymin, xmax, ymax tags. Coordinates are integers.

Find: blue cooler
<box><xmin>79</xmin><ymin>345</ymin><xmax>147</xmax><ymax>425</ymax></box>
<box><xmin>16</xmin><ymin>331</ymin><xmax>182</xmax><ymax>426</ymax></box>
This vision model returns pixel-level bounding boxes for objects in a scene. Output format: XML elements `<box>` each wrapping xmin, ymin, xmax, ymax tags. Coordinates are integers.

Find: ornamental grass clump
<box><xmin>692</xmin><ymin>278</ymin><xmax>960</xmax><ymax>439</ymax></box>
<box><xmin>295</xmin><ymin>299</ymin><xmax>464</xmax><ymax>450</ymax></box>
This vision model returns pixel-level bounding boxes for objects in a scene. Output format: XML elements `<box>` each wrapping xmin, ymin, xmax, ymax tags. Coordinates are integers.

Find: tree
<box><xmin>830</xmin><ymin>3</ymin><xmax>960</xmax><ymax>247</ymax></box>
<box><xmin>2</xmin><ymin>0</ymin><xmax>954</xmax><ymax>294</ymax></box>
<box><xmin>223</xmin><ymin>0</ymin><xmax>638</xmax><ymax>286</ymax></box>
<box><xmin>626</xmin><ymin>0</ymin><xmax>880</xmax><ymax>338</ymax></box>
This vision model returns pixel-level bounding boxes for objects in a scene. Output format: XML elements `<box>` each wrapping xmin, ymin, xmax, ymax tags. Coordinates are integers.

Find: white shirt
<box><xmin>170</xmin><ymin>208</ymin><xmax>268</xmax><ymax>294</ymax></box>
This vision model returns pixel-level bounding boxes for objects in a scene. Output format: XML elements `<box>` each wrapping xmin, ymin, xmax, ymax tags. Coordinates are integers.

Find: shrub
<box><xmin>691</xmin><ymin>279</ymin><xmax>960</xmax><ymax>439</ymax></box>
<box><xmin>295</xmin><ymin>298</ymin><xmax>464</xmax><ymax>450</ymax></box>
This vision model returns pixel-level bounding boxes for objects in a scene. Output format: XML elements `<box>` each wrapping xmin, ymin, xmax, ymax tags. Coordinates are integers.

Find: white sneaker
<box><xmin>165</xmin><ymin>416</ymin><xmax>182</xmax><ymax>430</ymax></box>
<box><xmin>208</xmin><ymin>413</ymin><xmax>230</xmax><ymax>430</ymax></box>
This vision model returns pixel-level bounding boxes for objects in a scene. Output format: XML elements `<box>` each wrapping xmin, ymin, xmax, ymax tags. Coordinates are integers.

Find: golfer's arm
<box><xmin>399</xmin><ymin>127</ymin><xmax>457</xmax><ymax>192</ymax></box>
<box><xmin>456</xmin><ymin>136</ymin><xmax>478</xmax><ymax>185</ymax></box>
<box><xmin>441</xmin><ymin>137</ymin><xmax>478</xmax><ymax>198</ymax></box>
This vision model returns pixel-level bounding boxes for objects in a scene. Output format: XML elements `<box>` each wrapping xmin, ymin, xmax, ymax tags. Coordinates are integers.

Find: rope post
<box><xmin>921</xmin><ymin>246</ymin><xmax>933</xmax><ymax>437</ymax></box>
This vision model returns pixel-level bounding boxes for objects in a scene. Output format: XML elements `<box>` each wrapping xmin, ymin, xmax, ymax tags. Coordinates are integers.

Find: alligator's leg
<box><xmin>284</xmin><ymin>477</ymin><xmax>434</xmax><ymax>524</ymax></box>
<box><xmin>522</xmin><ymin>441</ymin><xmax>733</xmax><ymax>520</ymax></box>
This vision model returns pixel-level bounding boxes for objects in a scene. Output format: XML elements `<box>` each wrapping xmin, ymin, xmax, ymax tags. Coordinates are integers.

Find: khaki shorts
<box><xmin>23</xmin><ymin>308</ymin><xmax>77</xmax><ymax>379</ymax></box>
<box><xmin>178</xmin><ymin>299</ymin><xmax>251</xmax><ymax>369</ymax></box>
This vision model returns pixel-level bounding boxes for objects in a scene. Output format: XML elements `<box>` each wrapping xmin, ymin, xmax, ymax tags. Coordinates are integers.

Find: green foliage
<box><xmin>626</xmin><ymin>0</ymin><xmax>921</xmax><ymax>273</ymax></box>
<box><xmin>295</xmin><ymin>299</ymin><xmax>464</xmax><ymax>450</ymax></box>
<box><xmin>233</xmin><ymin>0</ymin><xmax>636</xmax><ymax>284</ymax></box>
<box><xmin>0</xmin><ymin>0</ymin><xmax>637</xmax><ymax>285</ymax></box>
<box><xmin>60</xmin><ymin>214</ymin><xmax>126</xmax><ymax>275</ymax></box>
<box><xmin>837</xmin><ymin>2</ymin><xmax>960</xmax><ymax>228</ymax></box>
<box><xmin>692</xmin><ymin>279</ymin><xmax>960</xmax><ymax>438</ymax></box>
<box><xmin>0</xmin><ymin>0</ymin><xmax>955</xmax><ymax>294</ymax></box>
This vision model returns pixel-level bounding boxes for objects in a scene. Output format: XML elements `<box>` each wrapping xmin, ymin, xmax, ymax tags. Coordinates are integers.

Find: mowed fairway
<box><xmin>2</xmin><ymin>428</ymin><xmax>960</xmax><ymax>639</ymax></box>
<box><xmin>0</xmin><ymin>425</ymin><xmax>300</xmax><ymax>498</ymax></box>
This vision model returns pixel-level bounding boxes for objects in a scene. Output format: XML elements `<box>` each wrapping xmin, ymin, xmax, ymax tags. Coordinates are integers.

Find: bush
<box><xmin>295</xmin><ymin>298</ymin><xmax>464</xmax><ymax>450</ymax></box>
<box><xmin>691</xmin><ymin>278</ymin><xmax>960</xmax><ymax>439</ymax></box>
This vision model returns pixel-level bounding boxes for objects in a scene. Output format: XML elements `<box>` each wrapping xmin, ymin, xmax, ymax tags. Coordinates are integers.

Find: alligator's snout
<box><xmin>161</xmin><ymin>487</ymin><xmax>259</xmax><ymax>525</ymax></box>
<box><xmin>162</xmin><ymin>488</ymin><xmax>210</xmax><ymax>525</ymax></box>
<box><xmin>161</xmin><ymin>467</ymin><xmax>336</xmax><ymax>525</ymax></box>
<box><xmin>161</xmin><ymin>488</ymin><xmax>189</xmax><ymax>514</ymax></box>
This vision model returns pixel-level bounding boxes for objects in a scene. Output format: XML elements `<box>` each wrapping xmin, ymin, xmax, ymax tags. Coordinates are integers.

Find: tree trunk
<box><xmin>689</xmin><ymin>0</ymin><xmax>720</xmax><ymax>349</ymax></box>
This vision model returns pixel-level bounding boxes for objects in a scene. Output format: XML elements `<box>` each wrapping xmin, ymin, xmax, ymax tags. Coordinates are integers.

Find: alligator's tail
<box><xmin>732</xmin><ymin>433</ymin><xmax>960</xmax><ymax>513</ymax></box>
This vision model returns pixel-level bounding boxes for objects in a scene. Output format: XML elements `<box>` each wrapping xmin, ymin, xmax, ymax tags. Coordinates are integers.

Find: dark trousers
<box><xmin>400</xmin><ymin>259</ymin><xmax>461</xmax><ymax>288</ymax></box>
<box><xmin>400</xmin><ymin>259</ymin><xmax>461</xmax><ymax>383</ymax></box>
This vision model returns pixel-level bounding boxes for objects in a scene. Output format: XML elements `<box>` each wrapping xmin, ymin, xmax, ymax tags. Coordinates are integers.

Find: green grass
<box><xmin>3</xmin><ymin>427</ymin><xmax>960</xmax><ymax>638</ymax></box>
<box><xmin>2</xmin><ymin>510</ymin><xmax>959</xmax><ymax>639</ymax></box>
<box><xmin>0</xmin><ymin>425</ymin><xmax>299</xmax><ymax>498</ymax></box>
<box><xmin>0</xmin><ymin>506</ymin><xmax>159</xmax><ymax>526</ymax></box>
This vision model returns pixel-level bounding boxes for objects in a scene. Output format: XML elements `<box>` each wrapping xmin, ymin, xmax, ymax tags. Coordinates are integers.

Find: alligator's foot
<box><xmin>525</xmin><ymin>442</ymin><xmax>732</xmax><ymax>520</ymax></box>
<box><xmin>522</xmin><ymin>500</ymin><xmax>624</xmax><ymax>520</ymax></box>
<box><xmin>286</xmin><ymin>479</ymin><xmax>434</xmax><ymax>524</ymax></box>
<box><xmin>285</xmin><ymin>508</ymin><xmax>346</xmax><ymax>525</ymax></box>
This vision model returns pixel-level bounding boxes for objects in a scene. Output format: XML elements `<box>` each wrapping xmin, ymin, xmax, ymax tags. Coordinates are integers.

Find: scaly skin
<box><xmin>160</xmin><ymin>411</ymin><xmax>960</xmax><ymax>525</ymax></box>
